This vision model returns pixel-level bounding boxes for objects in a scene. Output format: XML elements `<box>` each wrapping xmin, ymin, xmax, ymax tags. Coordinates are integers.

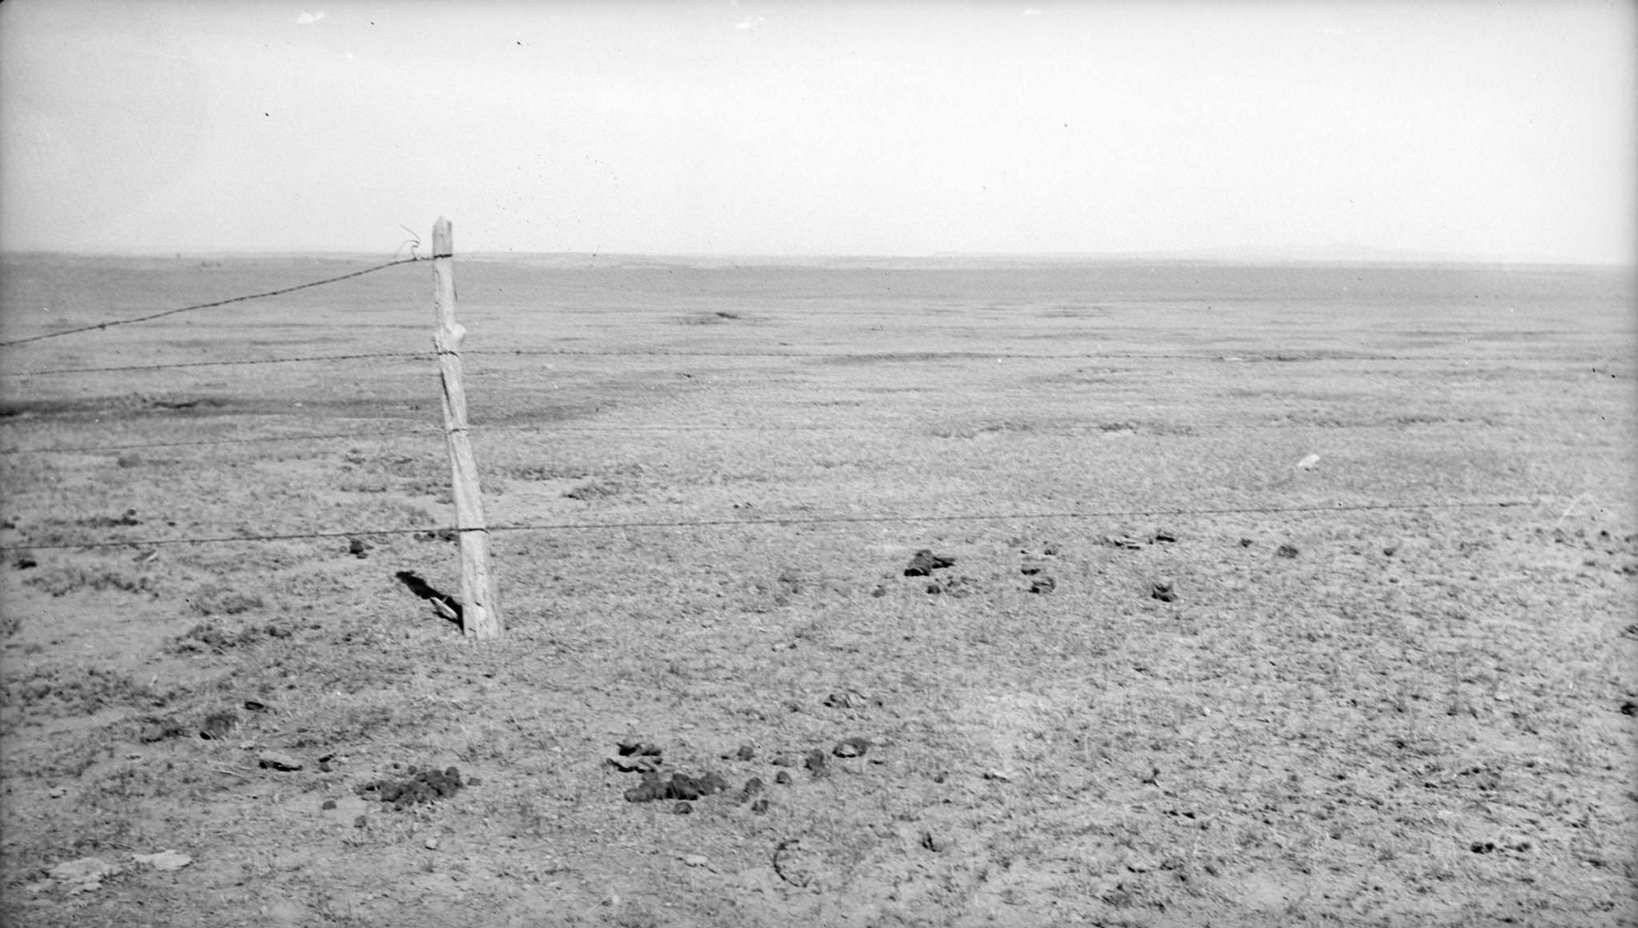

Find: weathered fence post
<box><xmin>431</xmin><ymin>217</ymin><xmax>502</xmax><ymax>638</ymax></box>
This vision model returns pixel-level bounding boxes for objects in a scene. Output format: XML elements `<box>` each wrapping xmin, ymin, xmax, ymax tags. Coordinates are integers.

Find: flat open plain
<box><xmin>1</xmin><ymin>254</ymin><xmax>1634</xmax><ymax>926</ymax></box>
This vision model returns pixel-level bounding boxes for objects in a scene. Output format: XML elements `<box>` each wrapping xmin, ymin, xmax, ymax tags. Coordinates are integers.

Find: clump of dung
<box><xmin>355</xmin><ymin>765</ymin><xmax>463</xmax><ymax>810</ymax></box>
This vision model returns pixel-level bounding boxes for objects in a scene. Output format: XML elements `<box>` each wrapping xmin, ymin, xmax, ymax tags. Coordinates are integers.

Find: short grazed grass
<box><xmin>0</xmin><ymin>256</ymin><xmax>1633</xmax><ymax>926</ymax></box>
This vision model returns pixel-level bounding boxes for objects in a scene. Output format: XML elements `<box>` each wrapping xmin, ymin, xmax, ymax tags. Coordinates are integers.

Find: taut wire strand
<box><xmin>0</xmin><ymin>257</ymin><xmax>423</xmax><ymax>348</ymax></box>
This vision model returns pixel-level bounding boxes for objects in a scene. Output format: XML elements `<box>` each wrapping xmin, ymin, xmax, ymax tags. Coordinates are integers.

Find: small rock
<box><xmin>920</xmin><ymin>831</ymin><xmax>952</xmax><ymax>853</ymax></box>
<box><xmin>1124</xmin><ymin>852</ymin><xmax>1162</xmax><ymax>873</ymax></box>
<box><xmin>132</xmin><ymin>850</ymin><xmax>192</xmax><ymax>871</ymax></box>
<box><xmin>775</xmin><ymin>770</ymin><xmax>792</xmax><ymax>786</ymax></box>
<box><xmin>199</xmin><ymin>711</ymin><xmax>237</xmax><ymax>740</ymax></box>
<box><xmin>47</xmin><ymin>787</ymin><xmax>66</xmax><ymax>799</ymax></box>
<box><xmin>832</xmin><ymin>737</ymin><xmax>870</xmax><ymax>758</ymax></box>
<box><xmin>1239</xmin><ymin>538</ymin><xmax>1254</xmax><ymax>547</ymax></box>
<box><xmin>607</xmin><ymin>754</ymin><xmax>662</xmax><ymax>773</ymax></box>
<box><xmin>824</xmin><ymin>690</ymin><xmax>875</xmax><ymax>710</ymax></box>
<box><xmin>771</xmin><ymin>754</ymin><xmax>799</xmax><ymax>767</ymax></box>
<box><xmin>1620</xmin><ymin>700</ymin><xmax>1637</xmax><ymax>717</ymax></box>
<box><xmin>354</xmin><ymin>815</ymin><xmax>368</xmax><ymax>829</ymax></box>
<box><xmin>750</xmin><ymin>797</ymin><xmax>770</xmax><ymax>814</ymax></box>
<box><xmin>1382</xmin><ymin>544</ymin><xmax>1398</xmax><ymax>556</ymax></box>
<box><xmin>424</xmin><ymin>837</ymin><xmax>439</xmax><ymax>850</ymax></box>
<box><xmin>347</xmin><ymin>537</ymin><xmax>372</xmax><ymax>558</ymax></box>
<box><xmin>615</xmin><ymin>740</ymin><xmax>663</xmax><ymax>757</ymax></box>
<box><xmin>904</xmin><ymin>549</ymin><xmax>956</xmax><ymax>576</ymax></box>
<box><xmin>672</xmin><ymin>801</ymin><xmax>693</xmax><ymax>815</ymax></box>
<box><xmin>1276</xmin><ymin>544</ymin><xmax>1299</xmax><ymax>559</ymax></box>
<box><xmin>1029</xmin><ymin>576</ymin><xmax>1056</xmax><ymax>594</ymax></box>
<box><xmin>735</xmin><ymin>743</ymin><xmax>755</xmax><ymax>761</ymax></box>
<box><xmin>871</xmin><ymin>585</ymin><xmax>887</xmax><ymax>598</ymax></box>
<box><xmin>1151</xmin><ymin>530</ymin><xmax>1178</xmax><ymax>543</ymax></box>
<box><xmin>258</xmin><ymin>751</ymin><xmax>303</xmax><ymax>772</ymax></box>
<box><xmin>1150</xmin><ymin>579</ymin><xmax>1177</xmax><ymax>603</ymax></box>
<box><xmin>681</xmin><ymin>853</ymin><xmax>708</xmax><ymax>867</ymax></box>
<box><xmin>321</xmin><ymin>799</ymin><xmax>337</xmax><ymax>810</ymax></box>
<box><xmin>14</xmin><ymin>557</ymin><xmax>37</xmax><ymax>570</ymax></box>
<box><xmin>804</xmin><ymin>750</ymin><xmax>830</xmax><ymax>777</ymax></box>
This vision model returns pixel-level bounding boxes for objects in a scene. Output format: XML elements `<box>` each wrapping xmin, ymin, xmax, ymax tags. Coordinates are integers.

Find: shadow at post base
<box><xmin>394</xmin><ymin>570</ymin><xmax>464</xmax><ymax>630</ymax></box>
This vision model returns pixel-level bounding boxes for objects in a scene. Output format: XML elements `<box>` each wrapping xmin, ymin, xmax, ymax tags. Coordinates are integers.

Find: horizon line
<box><xmin>0</xmin><ymin>247</ymin><xmax>1629</xmax><ymax>269</ymax></box>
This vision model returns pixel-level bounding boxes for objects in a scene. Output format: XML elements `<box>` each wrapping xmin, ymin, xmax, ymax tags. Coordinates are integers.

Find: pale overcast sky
<box><xmin>1</xmin><ymin>1</ymin><xmax>1632</xmax><ymax>262</ymax></box>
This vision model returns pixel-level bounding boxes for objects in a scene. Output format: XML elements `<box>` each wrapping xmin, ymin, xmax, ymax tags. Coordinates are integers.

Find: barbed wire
<box><xmin>0</xmin><ymin>351</ymin><xmax>434</xmax><ymax>378</ymax></box>
<box><xmin>0</xmin><ymin>257</ymin><xmax>423</xmax><ymax>348</ymax></box>
<box><xmin>0</xmin><ymin>257</ymin><xmax>1589</xmax><ymax>561</ymax></box>
<box><xmin>0</xmin><ymin>498</ymin><xmax>1533</xmax><ymax>553</ymax></box>
<box><xmin>465</xmin><ymin>348</ymin><xmax>1570</xmax><ymax>364</ymax></box>
<box><xmin>488</xmin><ymin>499</ymin><xmax>1531</xmax><ymax>532</ymax></box>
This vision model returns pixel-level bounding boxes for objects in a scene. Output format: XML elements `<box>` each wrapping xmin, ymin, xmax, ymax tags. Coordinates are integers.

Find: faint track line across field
<box><xmin>0</xmin><ymin>499</ymin><xmax>1533</xmax><ymax>553</ymax></box>
<box><xmin>0</xmin><ymin>257</ymin><xmax>424</xmax><ymax>347</ymax></box>
<box><xmin>0</xmin><ymin>417</ymin><xmax>1518</xmax><ymax>456</ymax></box>
<box><xmin>0</xmin><ymin>349</ymin><xmax>1598</xmax><ymax>377</ymax></box>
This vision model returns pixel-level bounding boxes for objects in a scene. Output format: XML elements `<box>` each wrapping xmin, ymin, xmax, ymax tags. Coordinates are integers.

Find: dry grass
<box><xmin>0</xmin><ymin>255</ymin><xmax>1634</xmax><ymax>926</ymax></box>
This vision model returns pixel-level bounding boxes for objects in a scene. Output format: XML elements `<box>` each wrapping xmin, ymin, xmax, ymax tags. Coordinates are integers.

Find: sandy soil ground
<box><xmin>1</xmin><ymin>255</ymin><xmax>1634</xmax><ymax>926</ymax></box>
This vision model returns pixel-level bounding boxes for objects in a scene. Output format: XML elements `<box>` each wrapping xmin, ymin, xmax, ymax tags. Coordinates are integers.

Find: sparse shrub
<box><xmin>287</xmin><ymin>704</ymin><xmax>395</xmax><ymax>745</ymax></box>
<box><xmin>339</xmin><ymin>478</ymin><xmax>390</xmax><ymax>493</ymax></box>
<box><xmin>189</xmin><ymin>584</ymin><xmax>263</xmax><ymax>616</ymax></box>
<box><xmin>78</xmin><ymin>509</ymin><xmax>141</xmax><ymax>528</ymax></box>
<box><xmin>1</xmin><ymin>664</ymin><xmax>172</xmax><ymax>714</ymax></box>
<box><xmin>172</xmin><ymin>620</ymin><xmax>289</xmax><ymax>653</ymax></box>
<box><xmin>26</xmin><ymin>565</ymin><xmax>153</xmax><ymax>597</ymax></box>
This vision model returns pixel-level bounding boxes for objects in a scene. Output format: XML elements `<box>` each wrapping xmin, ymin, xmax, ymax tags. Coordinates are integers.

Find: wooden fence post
<box><xmin>431</xmin><ymin>217</ymin><xmax>502</xmax><ymax>638</ymax></box>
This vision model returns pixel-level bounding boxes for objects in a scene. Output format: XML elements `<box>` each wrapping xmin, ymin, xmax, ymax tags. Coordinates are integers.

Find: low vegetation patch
<box><xmin>26</xmin><ymin>566</ymin><xmax>154</xmax><ymax>598</ymax></box>
<box><xmin>2</xmin><ymin>665</ymin><xmax>173</xmax><ymax>715</ymax></box>
<box><xmin>185</xmin><ymin>585</ymin><xmax>263</xmax><ymax>617</ymax></box>
<box><xmin>171</xmin><ymin>621</ymin><xmax>288</xmax><ymax>653</ymax></box>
